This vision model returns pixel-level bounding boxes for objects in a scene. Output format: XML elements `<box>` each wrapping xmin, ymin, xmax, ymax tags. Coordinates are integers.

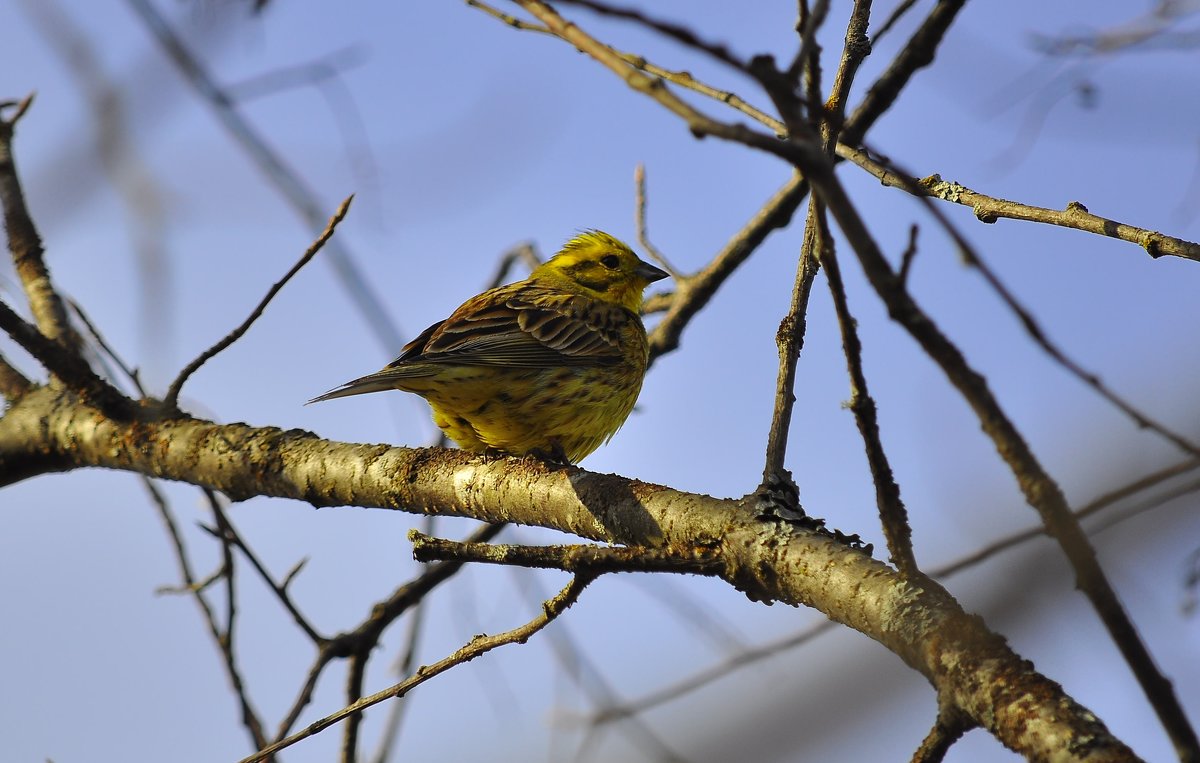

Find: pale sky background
<box><xmin>2</xmin><ymin>1</ymin><xmax>1199</xmax><ymax>762</ymax></box>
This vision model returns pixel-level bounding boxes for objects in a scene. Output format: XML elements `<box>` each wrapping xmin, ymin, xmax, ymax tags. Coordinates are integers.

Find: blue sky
<box><xmin>2</xmin><ymin>2</ymin><xmax>1199</xmax><ymax>761</ymax></box>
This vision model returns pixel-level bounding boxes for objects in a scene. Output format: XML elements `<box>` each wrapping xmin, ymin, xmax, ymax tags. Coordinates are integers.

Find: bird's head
<box><xmin>535</xmin><ymin>230</ymin><xmax>669</xmax><ymax>313</ymax></box>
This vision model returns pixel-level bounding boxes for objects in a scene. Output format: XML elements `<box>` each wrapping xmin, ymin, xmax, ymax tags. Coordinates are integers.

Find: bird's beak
<box><xmin>636</xmin><ymin>260</ymin><xmax>670</xmax><ymax>283</ymax></box>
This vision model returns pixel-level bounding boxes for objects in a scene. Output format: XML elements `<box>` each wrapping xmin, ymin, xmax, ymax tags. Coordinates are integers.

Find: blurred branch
<box><xmin>242</xmin><ymin>572</ymin><xmax>598</xmax><ymax>763</ymax></box>
<box><xmin>144</xmin><ymin>479</ymin><xmax>270</xmax><ymax>753</ymax></box>
<box><xmin>1032</xmin><ymin>0</ymin><xmax>1200</xmax><ymax>55</ymax></box>
<box><xmin>513</xmin><ymin>568</ymin><xmax>684</xmax><ymax>762</ymax></box>
<box><xmin>164</xmin><ymin>195</ymin><xmax>353</xmax><ymax>410</ymax></box>
<box><xmin>21</xmin><ymin>0</ymin><xmax>173</xmax><ymax>375</ymax></box>
<box><xmin>125</xmin><ymin>0</ymin><xmax>406</xmax><ymax>356</ymax></box>
<box><xmin>872</xmin><ymin>0</ymin><xmax>920</xmax><ymax>44</ymax></box>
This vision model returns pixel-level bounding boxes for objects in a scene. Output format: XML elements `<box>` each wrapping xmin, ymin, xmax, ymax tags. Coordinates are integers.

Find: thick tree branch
<box><xmin>0</xmin><ymin>385</ymin><xmax>1139</xmax><ymax>760</ymax></box>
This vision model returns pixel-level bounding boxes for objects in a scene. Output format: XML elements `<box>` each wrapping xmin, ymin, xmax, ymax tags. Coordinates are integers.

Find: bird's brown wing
<box><xmin>396</xmin><ymin>284</ymin><xmax>629</xmax><ymax>369</ymax></box>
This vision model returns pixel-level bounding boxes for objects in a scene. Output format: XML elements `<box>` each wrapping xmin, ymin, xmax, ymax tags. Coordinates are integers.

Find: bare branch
<box><xmin>0</xmin><ymin>387</ymin><xmax>1143</xmax><ymax>760</ymax></box>
<box><xmin>410</xmin><ymin>530</ymin><xmax>724</xmax><ymax>576</ymax></box>
<box><xmin>0</xmin><ymin>299</ymin><xmax>129</xmax><ymax>418</ymax></box>
<box><xmin>164</xmin><ymin>195</ymin><xmax>353</xmax><ymax>410</ymax></box>
<box><xmin>842</xmin><ymin>0</ymin><xmax>967</xmax><ymax>146</ymax></box>
<box><xmin>1</xmin><ymin>93</ymin><xmax>78</xmax><ymax>347</ymax></box>
<box><xmin>839</xmin><ymin>144</ymin><xmax>1200</xmax><ymax>262</ymax></box>
<box><xmin>760</xmin><ymin>207</ymin><xmax>821</xmax><ymax>496</ymax></box>
<box><xmin>633</xmin><ymin>164</ymin><xmax>682</xmax><ymax>278</ymax></box>
<box><xmin>911</xmin><ymin>710</ymin><xmax>972</xmax><ymax>763</ymax></box>
<box><xmin>240</xmin><ymin>573</ymin><xmax>598</xmax><ymax>763</ymax></box>
<box><xmin>812</xmin><ymin>202</ymin><xmax>917</xmax><ymax>574</ymax></box>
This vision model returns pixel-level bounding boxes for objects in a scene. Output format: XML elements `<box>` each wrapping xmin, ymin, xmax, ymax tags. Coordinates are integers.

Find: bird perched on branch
<box><xmin>309</xmin><ymin>230</ymin><xmax>668</xmax><ymax>464</ymax></box>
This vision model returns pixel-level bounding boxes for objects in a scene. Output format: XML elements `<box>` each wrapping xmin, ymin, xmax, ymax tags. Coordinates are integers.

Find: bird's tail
<box><xmin>306</xmin><ymin>373</ymin><xmax>405</xmax><ymax>405</ymax></box>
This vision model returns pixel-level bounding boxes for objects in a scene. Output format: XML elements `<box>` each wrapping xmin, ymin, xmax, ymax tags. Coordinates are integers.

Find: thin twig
<box><xmin>633</xmin><ymin>164</ymin><xmax>682</xmax><ymax>278</ymax></box>
<box><xmin>410</xmin><ymin>530</ymin><xmax>724</xmax><ymax>576</ymax></box>
<box><xmin>67</xmin><ymin>298</ymin><xmax>146</xmax><ymax>397</ymax></box>
<box><xmin>1</xmin><ymin>92</ymin><xmax>78</xmax><ymax>347</ymax></box>
<box><xmin>872</xmin><ymin>0</ymin><xmax>920</xmax><ymax>44</ymax></box>
<box><xmin>556</xmin><ymin>0</ymin><xmax>749</xmax><ymax>70</ymax></box>
<box><xmin>649</xmin><ymin>171</ymin><xmax>809</xmax><ymax>359</ymax></box>
<box><xmin>142</xmin><ymin>479</ymin><xmax>270</xmax><ymax>753</ymax></box>
<box><xmin>207</xmin><ymin>494</ymin><xmax>324</xmax><ymax>643</ymax></box>
<box><xmin>164</xmin><ymin>195</ymin><xmax>352</xmax><ymax>409</ymax></box>
<box><xmin>841</xmin><ymin>0</ymin><xmax>966</xmax><ymax>146</ymax></box>
<box><xmin>759</xmin><ymin>210</ymin><xmax>822</xmax><ymax>494</ymax></box>
<box><xmin>240</xmin><ymin>573</ymin><xmax>598</xmax><ymax>763</ymax></box>
<box><xmin>921</xmin><ymin>173</ymin><xmax>1200</xmax><ymax>263</ymax></box>
<box><xmin>911</xmin><ymin>709</ymin><xmax>972</xmax><ymax>763</ymax></box>
<box><xmin>205</xmin><ymin>490</ymin><xmax>271</xmax><ymax>751</ymax></box>
<box><xmin>273</xmin><ymin>521</ymin><xmax>505</xmax><ymax>740</ymax></box>
<box><xmin>465</xmin><ymin>0</ymin><xmax>551</xmax><ymax>33</ymax></box>
<box><xmin>844</xmin><ymin>146</ymin><xmax>1200</xmax><ymax>456</ymax></box>
<box><xmin>812</xmin><ymin>200</ymin><xmax>917</xmax><ymax>574</ymax></box>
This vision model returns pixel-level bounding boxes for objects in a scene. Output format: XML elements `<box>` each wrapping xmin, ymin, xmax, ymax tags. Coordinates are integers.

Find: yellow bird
<box><xmin>309</xmin><ymin>231</ymin><xmax>668</xmax><ymax>463</ymax></box>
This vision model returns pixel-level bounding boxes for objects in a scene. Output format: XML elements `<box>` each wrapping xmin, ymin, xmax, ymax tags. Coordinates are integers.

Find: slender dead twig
<box><xmin>556</xmin><ymin>0</ymin><xmax>749</xmax><ymax>70</ymax></box>
<box><xmin>759</xmin><ymin>209</ymin><xmax>822</xmax><ymax>497</ymax></box>
<box><xmin>649</xmin><ymin>171</ymin><xmax>809</xmax><ymax>359</ymax></box>
<box><xmin>911</xmin><ymin>709</ymin><xmax>973</xmax><ymax>763</ymax></box>
<box><xmin>1</xmin><ymin>93</ymin><xmax>78</xmax><ymax>347</ymax></box>
<box><xmin>839</xmin><ymin>144</ymin><xmax>1200</xmax><ymax>262</ymax></box>
<box><xmin>142</xmin><ymin>479</ymin><xmax>270</xmax><ymax>753</ymax></box>
<box><xmin>633</xmin><ymin>164</ymin><xmax>682</xmax><ymax>279</ymax></box>
<box><xmin>872</xmin><ymin>0</ymin><xmax>920</xmax><ymax>44</ymax></box>
<box><xmin>240</xmin><ymin>573</ymin><xmax>598</xmax><ymax>763</ymax></box>
<box><xmin>410</xmin><ymin>530</ymin><xmax>724</xmax><ymax>576</ymax></box>
<box><xmin>813</xmin><ymin>203</ymin><xmax>917</xmax><ymax>574</ymax></box>
<box><xmin>164</xmin><ymin>195</ymin><xmax>352</xmax><ymax>409</ymax></box>
<box><xmin>841</xmin><ymin>0</ymin><xmax>967</xmax><ymax>146</ymax></box>
<box><xmin>203</xmin><ymin>490</ymin><xmax>271</xmax><ymax>751</ymax></box>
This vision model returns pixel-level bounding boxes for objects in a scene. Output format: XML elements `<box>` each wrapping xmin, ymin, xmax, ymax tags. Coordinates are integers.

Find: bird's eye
<box><xmin>600</xmin><ymin>254</ymin><xmax>621</xmax><ymax>269</ymax></box>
